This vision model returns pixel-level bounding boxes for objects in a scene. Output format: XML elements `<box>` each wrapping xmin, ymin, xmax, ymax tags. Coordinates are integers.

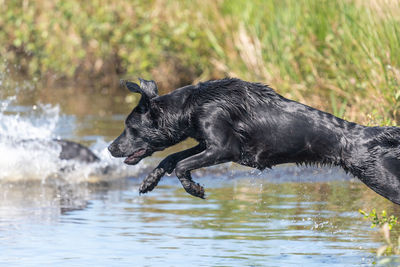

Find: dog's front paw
<box><xmin>139</xmin><ymin>167</ymin><xmax>165</xmax><ymax>194</ymax></box>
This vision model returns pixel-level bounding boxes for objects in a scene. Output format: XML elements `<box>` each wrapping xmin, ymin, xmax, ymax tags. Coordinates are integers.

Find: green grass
<box><xmin>0</xmin><ymin>0</ymin><xmax>399</xmax><ymax>124</ymax></box>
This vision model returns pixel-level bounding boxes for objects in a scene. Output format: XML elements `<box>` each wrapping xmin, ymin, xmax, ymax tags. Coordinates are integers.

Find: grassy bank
<box><xmin>0</xmin><ymin>0</ymin><xmax>399</xmax><ymax>124</ymax></box>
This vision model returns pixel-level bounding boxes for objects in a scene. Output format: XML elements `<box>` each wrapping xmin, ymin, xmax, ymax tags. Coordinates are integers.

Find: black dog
<box><xmin>108</xmin><ymin>78</ymin><xmax>400</xmax><ymax>204</ymax></box>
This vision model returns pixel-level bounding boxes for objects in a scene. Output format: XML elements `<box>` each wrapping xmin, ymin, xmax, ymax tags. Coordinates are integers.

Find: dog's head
<box><xmin>108</xmin><ymin>78</ymin><xmax>163</xmax><ymax>165</ymax></box>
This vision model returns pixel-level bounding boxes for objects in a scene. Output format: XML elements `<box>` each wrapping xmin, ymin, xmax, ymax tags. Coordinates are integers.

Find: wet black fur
<box><xmin>108</xmin><ymin>78</ymin><xmax>400</xmax><ymax>204</ymax></box>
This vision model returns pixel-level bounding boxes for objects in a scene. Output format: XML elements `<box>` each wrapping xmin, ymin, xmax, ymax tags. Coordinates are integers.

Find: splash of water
<box><xmin>0</xmin><ymin>96</ymin><xmax>145</xmax><ymax>183</ymax></box>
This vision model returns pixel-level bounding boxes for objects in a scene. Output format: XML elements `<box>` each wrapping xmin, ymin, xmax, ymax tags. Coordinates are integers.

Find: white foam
<box><xmin>0</xmin><ymin>96</ymin><xmax>145</xmax><ymax>183</ymax></box>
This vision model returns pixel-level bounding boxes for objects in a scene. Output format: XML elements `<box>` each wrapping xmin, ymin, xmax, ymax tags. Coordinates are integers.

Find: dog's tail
<box><xmin>345</xmin><ymin>126</ymin><xmax>400</xmax><ymax>204</ymax></box>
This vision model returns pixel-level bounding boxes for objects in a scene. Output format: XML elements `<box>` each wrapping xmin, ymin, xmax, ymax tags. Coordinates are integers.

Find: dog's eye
<box><xmin>127</xmin><ymin>128</ymin><xmax>138</xmax><ymax>136</ymax></box>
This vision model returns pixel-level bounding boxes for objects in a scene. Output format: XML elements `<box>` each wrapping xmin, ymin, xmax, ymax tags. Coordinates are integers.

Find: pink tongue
<box><xmin>127</xmin><ymin>149</ymin><xmax>145</xmax><ymax>160</ymax></box>
<box><xmin>134</xmin><ymin>149</ymin><xmax>145</xmax><ymax>157</ymax></box>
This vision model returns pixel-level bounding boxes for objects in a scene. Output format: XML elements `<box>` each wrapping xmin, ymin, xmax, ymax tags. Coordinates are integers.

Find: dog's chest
<box><xmin>236</xmin><ymin>149</ymin><xmax>273</xmax><ymax>170</ymax></box>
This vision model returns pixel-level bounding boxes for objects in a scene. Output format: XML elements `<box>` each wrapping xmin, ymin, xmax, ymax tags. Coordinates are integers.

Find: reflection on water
<box><xmin>0</xmin><ymin>172</ymin><xmax>391</xmax><ymax>266</ymax></box>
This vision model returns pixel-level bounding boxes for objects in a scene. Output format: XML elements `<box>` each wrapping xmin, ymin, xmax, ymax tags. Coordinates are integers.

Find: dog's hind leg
<box><xmin>139</xmin><ymin>143</ymin><xmax>206</xmax><ymax>194</ymax></box>
<box><xmin>174</xmin><ymin>148</ymin><xmax>237</xmax><ymax>198</ymax></box>
<box><xmin>346</xmin><ymin>127</ymin><xmax>400</xmax><ymax>204</ymax></box>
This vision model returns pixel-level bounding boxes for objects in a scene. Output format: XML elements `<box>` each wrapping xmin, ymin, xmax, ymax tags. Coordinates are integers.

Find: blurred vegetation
<box><xmin>0</xmin><ymin>0</ymin><xmax>399</xmax><ymax>124</ymax></box>
<box><xmin>360</xmin><ymin>209</ymin><xmax>400</xmax><ymax>264</ymax></box>
<box><xmin>360</xmin><ymin>209</ymin><xmax>399</xmax><ymax>230</ymax></box>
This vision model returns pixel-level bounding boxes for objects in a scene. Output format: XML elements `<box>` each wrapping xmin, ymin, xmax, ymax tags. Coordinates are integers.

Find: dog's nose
<box><xmin>108</xmin><ymin>141</ymin><xmax>125</xmax><ymax>158</ymax></box>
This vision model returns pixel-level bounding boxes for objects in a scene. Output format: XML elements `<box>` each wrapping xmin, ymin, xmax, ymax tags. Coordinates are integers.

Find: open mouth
<box><xmin>124</xmin><ymin>148</ymin><xmax>147</xmax><ymax>165</ymax></box>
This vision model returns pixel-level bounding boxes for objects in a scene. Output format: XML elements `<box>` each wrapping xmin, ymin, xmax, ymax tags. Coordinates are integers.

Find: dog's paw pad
<box><xmin>187</xmin><ymin>183</ymin><xmax>205</xmax><ymax>199</ymax></box>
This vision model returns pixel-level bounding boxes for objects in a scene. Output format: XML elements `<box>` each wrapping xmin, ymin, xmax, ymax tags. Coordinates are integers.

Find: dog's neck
<box><xmin>155</xmin><ymin>102</ymin><xmax>194</xmax><ymax>147</ymax></box>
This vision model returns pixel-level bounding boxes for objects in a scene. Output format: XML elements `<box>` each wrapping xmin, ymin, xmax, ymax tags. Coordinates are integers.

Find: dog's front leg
<box><xmin>174</xmin><ymin>148</ymin><xmax>236</xmax><ymax>198</ymax></box>
<box><xmin>139</xmin><ymin>143</ymin><xmax>206</xmax><ymax>194</ymax></box>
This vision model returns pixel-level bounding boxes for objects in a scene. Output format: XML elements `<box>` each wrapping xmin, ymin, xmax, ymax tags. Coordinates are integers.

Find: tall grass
<box><xmin>0</xmin><ymin>0</ymin><xmax>399</xmax><ymax>124</ymax></box>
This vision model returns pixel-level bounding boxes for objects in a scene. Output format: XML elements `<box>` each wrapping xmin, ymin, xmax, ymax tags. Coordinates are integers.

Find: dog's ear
<box><xmin>120</xmin><ymin>79</ymin><xmax>151</xmax><ymax>113</ymax></box>
<box><xmin>120</xmin><ymin>79</ymin><xmax>158</xmax><ymax>99</ymax></box>
<box><xmin>122</xmin><ymin>80</ymin><xmax>141</xmax><ymax>93</ymax></box>
<box><xmin>138</xmin><ymin>78</ymin><xmax>158</xmax><ymax>99</ymax></box>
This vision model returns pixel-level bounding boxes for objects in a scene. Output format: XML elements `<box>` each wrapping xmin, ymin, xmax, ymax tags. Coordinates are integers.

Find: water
<box><xmin>0</xmin><ymin>176</ymin><xmax>384</xmax><ymax>266</ymax></box>
<box><xmin>0</xmin><ymin>80</ymin><xmax>398</xmax><ymax>266</ymax></box>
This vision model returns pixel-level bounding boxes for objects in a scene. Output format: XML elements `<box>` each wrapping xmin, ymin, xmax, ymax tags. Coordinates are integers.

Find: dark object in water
<box><xmin>17</xmin><ymin>138</ymin><xmax>99</xmax><ymax>163</ymax></box>
<box><xmin>108</xmin><ymin>78</ymin><xmax>400</xmax><ymax>204</ymax></box>
<box><xmin>54</xmin><ymin>139</ymin><xmax>99</xmax><ymax>163</ymax></box>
